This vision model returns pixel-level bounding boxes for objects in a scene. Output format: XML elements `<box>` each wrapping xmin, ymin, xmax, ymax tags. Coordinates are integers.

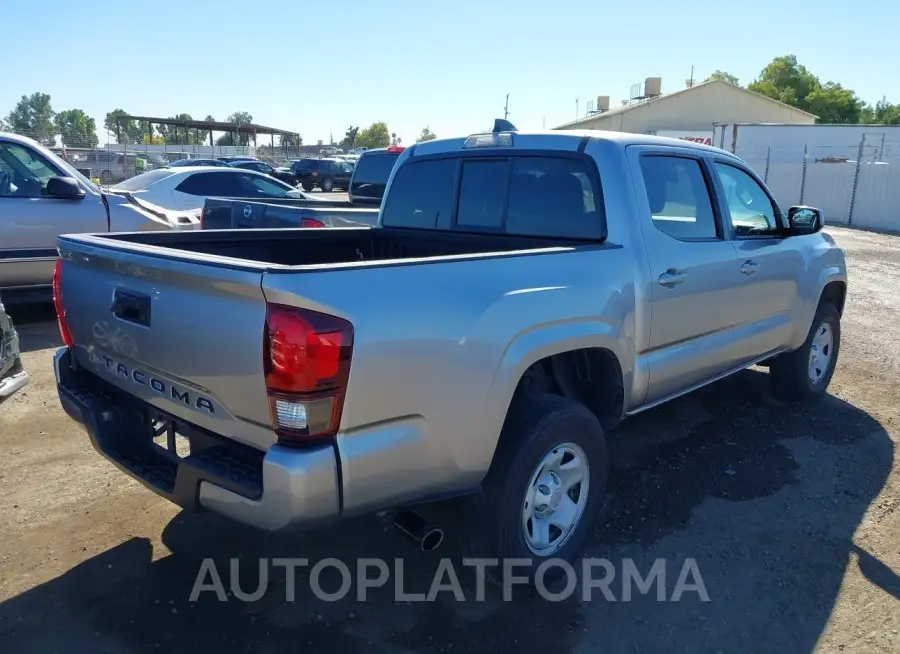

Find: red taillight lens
<box><xmin>264</xmin><ymin>304</ymin><xmax>353</xmax><ymax>444</ymax></box>
<box><xmin>386</xmin><ymin>146</ymin><xmax>405</xmax><ymax>153</ymax></box>
<box><xmin>299</xmin><ymin>217</ymin><xmax>325</xmax><ymax>228</ymax></box>
<box><xmin>53</xmin><ymin>259</ymin><xmax>75</xmax><ymax>348</ymax></box>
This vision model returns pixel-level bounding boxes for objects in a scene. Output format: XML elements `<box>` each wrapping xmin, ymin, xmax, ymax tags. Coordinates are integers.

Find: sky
<box><xmin>3</xmin><ymin>0</ymin><xmax>899</xmax><ymax>146</ymax></box>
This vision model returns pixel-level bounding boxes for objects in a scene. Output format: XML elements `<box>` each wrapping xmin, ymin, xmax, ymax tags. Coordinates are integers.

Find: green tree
<box><xmin>416</xmin><ymin>126</ymin><xmax>437</xmax><ymax>142</ymax></box>
<box><xmin>706</xmin><ymin>70</ymin><xmax>740</xmax><ymax>86</ymax></box>
<box><xmin>748</xmin><ymin>55</ymin><xmax>864</xmax><ymax>124</ymax></box>
<box><xmin>202</xmin><ymin>114</ymin><xmax>216</xmax><ymax>144</ymax></box>
<box><xmin>104</xmin><ymin>109</ymin><xmax>144</xmax><ymax>144</ymax></box>
<box><xmin>340</xmin><ymin>126</ymin><xmax>359</xmax><ymax>149</ymax></box>
<box><xmin>390</xmin><ymin>132</ymin><xmax>402</xmax><ymax>146</ymax></box>
<box><xmin>156</xmin><ymin>113</ymin><xmax>210</xmax><ymax>145</ymax></box>
<box><xmin>217</xmin><ymin>111</ymin><xmax>255</xmax><ymax>146</ymax></box>
<box><xmin>5</xmin><ymin>92</ymin><xmax>56</xmax><ymax>145</ymax></box>
<box><xmin>53</xmin><ymin>109</ymin><xmax>99</xmax><ymax>148</ymax></box>
<box><xmin>861</xmin><ymin>97</ymin><xmax>900</xmax><ymax>125</ymax></box>
<box><xmin>805</xmin><ymin>82</ymin><xmax>863</xmax><ymax>124</ymax></box>
<box><xmin>356</xmin><ymin>121</ymin><xmax>391</xmax><ymax>149</ymax></box>
<box><xmin>281</xmin><ymin>133</ymin><xmax>302</xmax><ymax>147</ymax></box>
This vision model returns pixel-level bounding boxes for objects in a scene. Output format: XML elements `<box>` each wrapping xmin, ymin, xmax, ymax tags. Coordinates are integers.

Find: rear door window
<box><xmin>380</xmin><ymin>158</ymin><xmax>456</xmax><ymax>228</ymax></box>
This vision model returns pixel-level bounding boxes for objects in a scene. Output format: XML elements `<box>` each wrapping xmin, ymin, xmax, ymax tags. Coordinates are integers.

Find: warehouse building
<box><xmin>553</xmin><ymin>78</ymin><xmax>817</xmax><ymax>138</ymax></box>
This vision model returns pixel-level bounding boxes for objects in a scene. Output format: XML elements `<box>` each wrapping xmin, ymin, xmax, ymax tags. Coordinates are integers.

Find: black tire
<box><xmin>321</xmin><ymin>177</ymin><xmax>334</xmax><ymax>192</ymax></box>
<box><xmin>770</xmin><ymin>301</ymin><xmax>841</xmax><ymax>401</ymax></box>
<box><xmin>301</xmin><ymin>182</ymin><xmax>314</xmax><ymax>192</ymax></box>
<box><xmin>460</xmin><ymin>393</ymin><xmax>609</xmax><ymax>585</ymax></box>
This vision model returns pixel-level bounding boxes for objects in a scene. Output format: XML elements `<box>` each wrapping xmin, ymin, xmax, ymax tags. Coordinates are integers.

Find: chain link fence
<box><xmin>739</xmin><ymin>133</ymin><xmax>900</xmax><ymax>232</ymax></box>
<box><xmin>4</xmin><ymin>127</ymin><xmax>330</xmax><ymax>184</ymax></box>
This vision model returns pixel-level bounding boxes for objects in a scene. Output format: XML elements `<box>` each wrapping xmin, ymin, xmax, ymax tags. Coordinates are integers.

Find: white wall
<box><xmin>730</xmin><ymin>124</ymin><xmax>900</xmax><ymax>231</ymax></box>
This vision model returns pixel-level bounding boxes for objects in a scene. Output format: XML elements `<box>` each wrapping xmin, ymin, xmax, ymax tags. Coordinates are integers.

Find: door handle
<box><xmin>740</xmin><ymin>260</ymin><xmax>760</xmax><ymax>275</ymax></box>
<box><xmin>658</xmin><ymin>269</ymin><xmax>688</xmax><ymax>287</ymax></box>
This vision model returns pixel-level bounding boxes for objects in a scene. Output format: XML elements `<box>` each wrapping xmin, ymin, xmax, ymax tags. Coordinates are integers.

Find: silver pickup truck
<box><xmin>0</xmin><ymin>132</ymin><xmax>173</xmax><ymax>296</ymax></box>
<box><xmin>53</xmin><ymin>125</ymin><xmax>847</xmax><ymax>573</ymax></box>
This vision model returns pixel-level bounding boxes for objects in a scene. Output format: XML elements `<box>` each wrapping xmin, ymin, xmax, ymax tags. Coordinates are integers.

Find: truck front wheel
<box><xmin>769</xmin><ymin>301</ymin><xmax>841</xmax><ymax>401</ymax></box>
<box><xmin>462</xmin><ymin>393</ymin><xmax>609</xmax><ymax>584</ymax></box>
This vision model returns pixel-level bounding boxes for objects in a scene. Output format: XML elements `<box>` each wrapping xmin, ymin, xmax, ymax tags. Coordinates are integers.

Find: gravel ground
<box><xmin>1</xmin><ymin>226</ymin><xmax>898</xmax><ymax>653</ymax></box>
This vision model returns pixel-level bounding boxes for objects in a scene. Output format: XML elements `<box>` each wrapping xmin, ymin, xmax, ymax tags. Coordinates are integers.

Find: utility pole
<box><xmin>504</xmin><ymin>93</ymin><xmax>510</xmax><ymax>120</ymax></box>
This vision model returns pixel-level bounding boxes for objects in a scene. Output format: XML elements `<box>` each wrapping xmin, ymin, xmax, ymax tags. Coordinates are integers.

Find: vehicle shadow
<box><xmin>0</xmin><ymin>369</ymin><xmax>892</xmax><ymax>654</ymax></box>
<box><xmin>3</xmin><ymin>302</ymin><xmax>61</xmax><ymax>353</ymax></box>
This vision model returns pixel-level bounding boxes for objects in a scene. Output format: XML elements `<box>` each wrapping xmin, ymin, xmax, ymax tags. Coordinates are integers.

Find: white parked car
<box><xmin>110</xmin><ymin>166</ymin><xmax>310</xmax><ymax>215</ymax></box>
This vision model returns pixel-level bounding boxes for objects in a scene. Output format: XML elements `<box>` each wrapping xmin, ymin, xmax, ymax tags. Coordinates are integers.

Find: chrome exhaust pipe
<box><xmin>393</xmin><ymin>509</ymin><xmax>444</xmax><ymax>552</ymax></box>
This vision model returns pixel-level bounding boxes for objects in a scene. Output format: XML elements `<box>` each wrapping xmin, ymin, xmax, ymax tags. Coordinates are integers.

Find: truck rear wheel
<box><xmin>321</xmin><ymin>177</ymin><xmax>334</xmax><ymax>192</ymax></box>
<box><xmin>461</xmin><ymin>393</ymin><xmax>609</xmax><ymax>584</ymax></box>
<box><xmin>769</xmin><ymin>301</ymin><xmax>841</xmax><ymax>401</ymax></box>
<box><xmin>301</xmin><ymin>182</ymin><xmax>314</xmax><ymax>192</ymax></box>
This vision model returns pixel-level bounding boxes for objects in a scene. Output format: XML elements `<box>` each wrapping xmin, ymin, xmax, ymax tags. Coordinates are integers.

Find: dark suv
<box><xmin>290</xmin><ymin>158</ymin><xmax>353</xmax><ymax>192</ymax></box>
<box><xmin>348</xmin><ymin>146</ymin><xmax>404</xmax><ymax>205</ymax></box>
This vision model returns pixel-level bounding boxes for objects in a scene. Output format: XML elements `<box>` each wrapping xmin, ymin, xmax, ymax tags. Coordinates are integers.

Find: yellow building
<box><xmin>554</xmin><ymin>79</ymin><xmax>816</xmax><ymax>134</ymax></box>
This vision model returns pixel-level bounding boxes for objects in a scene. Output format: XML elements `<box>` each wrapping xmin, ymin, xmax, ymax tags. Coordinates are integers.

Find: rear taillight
<box><xmin>300</xmin><ymin>217</ymin><xmax>325</xmax><ymax>228</ymax></box>
<box><xmin>386</xmin><ymin>146</ymin><xmax>405</xmax><ymax>153</ymax></box>
<box><xmin>263</xmin><ymin>303</ymin><xmax>353</xmax><ymax>444</ymax></box>
<box><xmin>53</xmin><ymin>259</ymin><xmax>75</xmax><ymax>348</ymax></box>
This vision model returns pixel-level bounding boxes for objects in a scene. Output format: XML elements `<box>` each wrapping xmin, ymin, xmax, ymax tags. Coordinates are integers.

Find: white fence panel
<box><xmin>851</xmin><ymin>161</ymin><xmax>900</xmax><ymax>231</ymax></box>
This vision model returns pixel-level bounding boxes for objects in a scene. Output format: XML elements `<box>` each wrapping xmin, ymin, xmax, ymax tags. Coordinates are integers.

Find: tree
<box><xmin>706</xmin><ymin>70</ymin><xmax>740</xmax><ymax>86</ymax></box>
<box><xmin>340</xmin><ymin>126</ymin><xmax>359</xmax><ymax>150</ymax></box>
<box><xmin>217</xmin><ymin>111</ymin><xmax>255</xmax><ymax>146</ymax></box>
<box><xmin>748</xmin><ymin>55</ymin><xmax>864</xmax><ymax>124</ymax></box>
<box><xmin>104</xmin><ymin>109</ymin><xmax>144</xmax><ymax>144</ymax></box>
<box><xmin>155</xmin><ymin>113</ymin><xmax>210</xmax><ymax>145</ymax></box>
<box><xmin>390</xmin><ymin>132</ymin><xmax>402</xmax><ymax>146</ymax></box>
<box><xmin>5</xmin><ymin>92</ymin><xmax>56</xmax><ymax>145</ymax></box>
<box><xmin>202</xmin><ymin>114</ymin><xmax>216</xmax><ymax>144</ymax></box>
<box><xmin>861</xmin><ymin>97</ymin><xmax>900</xmax><ymax>125</ymax></box>
<box><xmin>141</xmin><ymin>134</ymin><xmax>165</xmax><ymax>145</ymax></box>
<box><xmin>416</xmin><ymin>126</ymin><xmax>437</xmax><ymax>142</ymax></box>
<box><xmin>356</xmin><ymin>121</ymin><xmax>391</xmax><ymax>149</ymax></box>
<box><xmin>54</xmin><ymin>109</ymin><xmax>99</xmax><ymax>148</ymax></box>
<box><xmin>281</xmin><ymin>133</ymin><xmax>302</xmax><ymax>147</ymax></box>
<box><xmin>805</xmin><ymin>82</ymin><xmax>863</xmax><ymax>124</ymax></box>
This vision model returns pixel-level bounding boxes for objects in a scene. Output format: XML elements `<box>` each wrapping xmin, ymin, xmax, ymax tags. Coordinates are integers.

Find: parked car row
<box><xmin>47</xmin><ymin>120</ymin><xmax>846</xmax><ymax>577</ymax></box>
<box><xmin>0</xmin><ymin>132</ymin><xmax>409</xmax><ymax>298</ymax></box>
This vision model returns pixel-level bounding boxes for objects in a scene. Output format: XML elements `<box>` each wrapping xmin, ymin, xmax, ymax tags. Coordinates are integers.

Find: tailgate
<box><xmin>56</xmin><ymin>236</ymin><xmax>277</xmax><ymax>451</ymax></box>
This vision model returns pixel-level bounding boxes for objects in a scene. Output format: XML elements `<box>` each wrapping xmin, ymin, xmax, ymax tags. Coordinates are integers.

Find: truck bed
<box><xmin>71</xmin><ymin>227</ymin><xmax>590</xmax><ymax>269</ymax></box>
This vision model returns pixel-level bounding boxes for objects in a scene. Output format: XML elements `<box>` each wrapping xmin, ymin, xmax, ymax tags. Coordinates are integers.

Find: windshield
<box><xmin>112</xmin><ymin>169</ymin><xmax>179</xmax><ymax>191</ymax></box>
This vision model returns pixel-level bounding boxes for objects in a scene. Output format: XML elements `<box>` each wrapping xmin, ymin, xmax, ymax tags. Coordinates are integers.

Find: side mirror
<box><xmin>787</xmin><ymin>205</ymin><xmax>823</xmax><ymax>235</ymax></box>
<box><xmin>46</xmin><ymin>176</ymin><xmax>85</xmax><ymax>200</ymax></box>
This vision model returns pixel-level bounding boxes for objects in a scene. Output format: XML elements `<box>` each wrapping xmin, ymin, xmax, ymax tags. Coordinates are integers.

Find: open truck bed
<box><xmin>69</xmin><ymin>226</ymin><xmax>589</xmax><ymax>269</ymax></box>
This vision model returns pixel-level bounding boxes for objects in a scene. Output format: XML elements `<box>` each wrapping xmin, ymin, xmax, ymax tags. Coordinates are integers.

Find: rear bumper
<box><xmin>53</xmin><ymin>348</ymin><xmax>340</xmax><ymax>532</ymax></box>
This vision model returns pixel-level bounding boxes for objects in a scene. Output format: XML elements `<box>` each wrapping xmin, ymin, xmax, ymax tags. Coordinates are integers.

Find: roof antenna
<box><xmin>492</xmin><ymin>118</ymin><xmax>517</xmax><ymax>132</ymax></box>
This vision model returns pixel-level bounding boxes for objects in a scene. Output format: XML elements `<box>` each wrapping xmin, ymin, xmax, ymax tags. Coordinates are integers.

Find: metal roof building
<box><xmin>554</xmin><ymin>79</ymin><xmax>817</xmax><ymax>134</ymax></box>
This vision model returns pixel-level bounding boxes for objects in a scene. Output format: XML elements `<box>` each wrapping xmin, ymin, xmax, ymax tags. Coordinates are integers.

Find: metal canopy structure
<box><xmin>117</xmin><ymin>115</ymin><xmax>299</xmax><ymax>147</ymax></box>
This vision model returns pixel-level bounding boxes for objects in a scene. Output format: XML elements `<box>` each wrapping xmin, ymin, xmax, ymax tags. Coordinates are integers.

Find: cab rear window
<box><xmin>381</xmin><ymin>155</ymin><xmax>603</xmax><ymax>239</ymax></box>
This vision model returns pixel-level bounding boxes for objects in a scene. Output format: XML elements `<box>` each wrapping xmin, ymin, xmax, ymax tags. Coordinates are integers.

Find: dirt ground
<box><xmin>1</xmin><ymin>226</ymin><xmax>898</xmax><ymax>654</ymax></box>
